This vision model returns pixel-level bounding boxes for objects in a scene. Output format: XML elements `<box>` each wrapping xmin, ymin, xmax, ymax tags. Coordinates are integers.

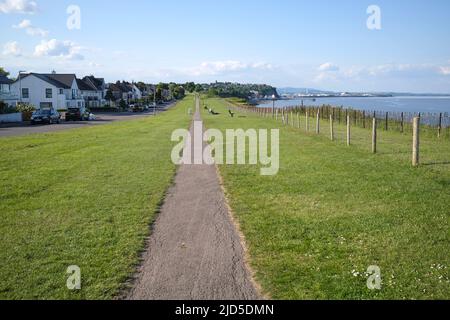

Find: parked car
<box><xmin>132</xmin><ymin>105</ymin><xmax>144</xmax><ymax>112</ymax></box>
<box><xmin>66</xmin><ymin>107</ymin><xmax>89</xmax><ymax>121</ymax></box>
<box><xmin>30</xmin><ymin>109</ymin><xmax>61</xmax><ymax>125</ymax></box>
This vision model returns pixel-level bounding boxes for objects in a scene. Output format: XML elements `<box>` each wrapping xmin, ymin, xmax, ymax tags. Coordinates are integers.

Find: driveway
<box><xmin>0</xmin><ymin>103</ymin><xmax>175</xmax><ymax>138</ymax></box>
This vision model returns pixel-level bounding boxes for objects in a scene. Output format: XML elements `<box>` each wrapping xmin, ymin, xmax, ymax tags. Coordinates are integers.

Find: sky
<box><xmin>1</xmin><ymin>0</ymin><xmax>450</xmax><ymax>93</ymax></box>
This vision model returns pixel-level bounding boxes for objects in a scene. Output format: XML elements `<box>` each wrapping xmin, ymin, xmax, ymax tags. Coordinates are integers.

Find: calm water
<box><xmin>258</xmin><ymin>96</ymin><xmax>450</xmax><ymax>114</ymax></box>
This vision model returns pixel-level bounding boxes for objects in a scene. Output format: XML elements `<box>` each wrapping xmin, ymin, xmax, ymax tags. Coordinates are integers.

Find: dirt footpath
<box><xmin>127</xmin><ymin>97</ymin><xmax>260</xmax><ymax>300</ymax></box>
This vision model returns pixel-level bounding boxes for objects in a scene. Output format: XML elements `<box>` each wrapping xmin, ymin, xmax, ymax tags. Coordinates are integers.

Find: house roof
<box><xmin>76</xmin><ymin>78</ymin><xmax>97</xmax><ymax>91</ymax></box>
<box><xmin>109</xmin><ymin>81</ymin><xmax>134</xmax><ymax>93</ymax></box>
<box><xmin>15</xmin><ymin>73</ymin><xmax>76</xmax><ymax>89</ymax></box>
<box><xmin>43</xmin><ymin>74</ymin><xmax>76</xmax><ymax>88</ymax></box>
<box><xmin>0</xmin><ymin>74</ymin><xmax>13</xmax><ymax>84</ymax></box>
<box><xmin>83</xmin><ymin>76</ymin><xmax>105</xmax><ymax>90</ymax></box>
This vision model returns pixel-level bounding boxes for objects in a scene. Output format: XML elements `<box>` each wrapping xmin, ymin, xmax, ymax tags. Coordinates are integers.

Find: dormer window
<box><xmin>46</xmin><ymin>88</ymin><xmax>52</xmax><ymax>99</ymax></box>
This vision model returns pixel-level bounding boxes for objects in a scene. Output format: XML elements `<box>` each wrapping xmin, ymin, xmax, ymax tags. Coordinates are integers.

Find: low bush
<box><xmin>16</xmin><ymin>103</ymin><xmax>36</xmax><ymax>121</ymax></box>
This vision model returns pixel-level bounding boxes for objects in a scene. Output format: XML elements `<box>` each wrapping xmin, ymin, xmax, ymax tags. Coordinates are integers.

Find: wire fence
<box><xmin>270</xmin><ymin>105</ymin><xmax>450</xmax><ymax>139</ymax></box>
<box><xmin>230</xmin><ymin>103</ymin><xmax>450</xmax><ymax>167</ymax></box>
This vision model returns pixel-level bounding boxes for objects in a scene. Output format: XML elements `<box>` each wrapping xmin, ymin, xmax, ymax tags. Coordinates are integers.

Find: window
<box><xmin>59</xmin><ymin>89</ymin><xmax>63</xmax><ymax>95</ymax></box>
<box><xmin>40</xmin><ymin>102</ymin><xmax>53</xmax><ymax>109</ymax></box>
<box><xmin>22</xmin><ymin>88</ymin><xmax>29</xmax><ymax>99</ymax></box>
<box><xmin>46</xmin><ymin>88</ymin><xmax>52</xmax><ymax>99</ymax></box>
<box><xmin>72</xmin><ymin>89</ymin><xmax>76</xmax><ymax>99</ymax></box>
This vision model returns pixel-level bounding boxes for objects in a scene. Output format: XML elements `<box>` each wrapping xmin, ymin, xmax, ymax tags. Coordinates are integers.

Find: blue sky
<box><xmin>1</xmin><ymin>0</ymin><xmax>450</xmax><ymax>92</ymax></box>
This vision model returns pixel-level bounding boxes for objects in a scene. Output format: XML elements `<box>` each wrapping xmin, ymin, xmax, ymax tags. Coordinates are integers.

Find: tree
<box><xmin>194</xmin><ymin>84</ymin><xmax>203</xmax><ymax>93</ymax></box>
<box><xmin>184</xmin><ymin>82</ymin><xmax>196</xmax><ymax>93</ymax></box>
<box><xmin>170</xmin><ymin>86</ymin><xmax>185</xmax><ymax>100</ymax></box>
<box><xmin>105</xmin><ymin>89</ymin><xmax>114</xmax><ymax>102</ymax></box>
<box><xmin>0</xmin><ymin>67</ymin><xmax>9</xmax><ymax>77</ymax></box>
<box><xmin>119</xmin><ymin>99</ymin><xmax>127</xmax><ymax>110</ymax></box>
<box><xmin>207</xmin><ymin>88</ymin><xmax>218</xmax><ymax>97</ymax></box>
<box><xmin>168</xmin><ymin>83</ymin><xmax>177</xmax><ymax>100</ymax></box>
<box><xmin>155</xmin><ymin>88</ymin><xmax>162</xmax><ymax>102</ymax></box>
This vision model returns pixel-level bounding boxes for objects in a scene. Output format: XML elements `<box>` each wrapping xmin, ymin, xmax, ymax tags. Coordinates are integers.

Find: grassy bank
<box><xmin>202</xmin><ymin>97</ymin><xmax>449</xmax><ymax>300</ymax></box>
<box><xmin>0</xmin><ymin>97</ymin><xmax>192</xmax><ymax>299</ymax></box>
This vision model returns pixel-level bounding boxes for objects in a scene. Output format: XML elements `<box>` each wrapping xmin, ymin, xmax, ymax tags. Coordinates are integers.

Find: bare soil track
<box><xmin>127</xmin><ymin>97</ymin><xmax>260</xmax><ymax>300</ymax></box>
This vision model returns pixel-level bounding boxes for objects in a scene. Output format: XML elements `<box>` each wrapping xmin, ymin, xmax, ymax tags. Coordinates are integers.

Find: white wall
<box><xmin>0</xmin><ymin>113</ymin><xmax>22</xmax><ymax>123</ymax></box>
<box><xmin>11</xmin><ymin>75</ymin><xmax>60</xmax><ymax>109</ymax></box>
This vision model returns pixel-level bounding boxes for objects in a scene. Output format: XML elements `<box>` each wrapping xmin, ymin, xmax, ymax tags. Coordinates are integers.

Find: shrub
<box><xmin>0</xmin><ymin>101</ymin><xmax>18</xmax><ymax>114</ymax></box>
<box><xmin>16</xmin><ymin>103</ymin><xmax>36</xmax><ymax>121</ymax></box>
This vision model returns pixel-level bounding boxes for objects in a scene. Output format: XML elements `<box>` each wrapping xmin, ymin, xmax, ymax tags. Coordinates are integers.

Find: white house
<box><xmin>80</xmin><ymin>76</ymin><xmax>107</xmax><ymax>108</ymax></box>
<box><xmin>11</xmin><ymin>72</ymin><xmax>85</xmax><ymax>110</ymax></box>
<box><xmin>0</xmin><ymin>74</ymin><xmax>19</xmax><ymax>106</ymax></box>
<box><xmin>107</xmin><ymin>81</ymin><xmax>142</xmax><ymax>103</ymax></box>
<box><xmin>131</xmin><ymin>83</ymin><xmax>142</xmax><ymax>100</ymax></box>
<box><xmin>76</xmin><ymin>76</ymin><xmax>107</xmax><ymax>108</ymax></box>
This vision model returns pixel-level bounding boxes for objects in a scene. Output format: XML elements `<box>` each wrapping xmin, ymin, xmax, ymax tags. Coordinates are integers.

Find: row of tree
<box><xmin>183</xmin><ymin>81</ymin><xmax>279</xmax><ymax>100</ymax></box>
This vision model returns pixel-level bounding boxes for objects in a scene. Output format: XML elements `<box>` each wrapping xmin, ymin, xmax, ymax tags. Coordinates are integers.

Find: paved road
<box><xmin>127</xmin><ymin>97</ymin><xmax>260</xmax><ymax>300</ymax></box>
<box><xmin>0</xmin><ymin>103</ymin><xmax>175</xmax><ymax>138</ymax></box>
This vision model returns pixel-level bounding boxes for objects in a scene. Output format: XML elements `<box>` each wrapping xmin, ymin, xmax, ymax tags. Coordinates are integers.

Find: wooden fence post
<box><xmin>306</xmin><ymin>111</ymin><xmax>309</xmax><ymax>132</ymax></box>
<box><xmin>438</xmin><ymin>113</ymin><xmax>442</xmax><ymax>138</ymax></box>
<box><xmin>330</xmin><ymin>114</ymin><xmax>334</xmax><ymax>141</ymax></box>
<box><xmin>347</xmin><ymin>115</ymin><xmax>351</xmax><ymax>146</ymax></box>
<box><xmin>412</xmin><ymin>117</ymin><xmax>420</xmax><ymax>166</ymax></box>
<box><xmin>316</xmin><ymin>109</ymin><xmax>320</xmax><ymax>134</ymax></box>
<box><xmin>297</xmin><ymin>112</ymin><xmax>300</xmax><ymax>129</ymax></box>
<box><xmin>385</xmin><ymin>112</ymin><xmax>389</xmax><ymax>131</ymax></box>
<box><xmin>372</xmin><ymin>117</ymin><xmax>377</xmax><ymax>154</ymax></box>
<box><xmin>363</xmin><ymin>111</ymin><xmax>366</xmax><ymax>129</ymax></box>
<box><xmin>401</xmin><ymin>112</ymin><xmax>404</xmax><ymax>133</ymax></box>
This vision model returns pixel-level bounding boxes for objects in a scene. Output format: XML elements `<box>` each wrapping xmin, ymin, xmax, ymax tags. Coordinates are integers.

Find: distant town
<box><xmin>275</xmin><ymin>87</ymin><xmax>450</xmax><ymax>100</ymax></box>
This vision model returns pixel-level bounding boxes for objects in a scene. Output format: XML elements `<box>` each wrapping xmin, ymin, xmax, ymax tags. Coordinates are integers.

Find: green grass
<box><xmin>202</xmin><ymin>97</ymin><xmax>450</xmax><ymax>300</ymax></box>
<box><xmin>0</xmin><ymin>96</ymin><xmax>193</xmax><ymax>299</ymax></box>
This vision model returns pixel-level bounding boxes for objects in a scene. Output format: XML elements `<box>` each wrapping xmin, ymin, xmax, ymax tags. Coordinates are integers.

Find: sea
<box><xmin>257</xmin><ymin>96</ymin><xmax>450</xmax><ymax>114</ymax></box>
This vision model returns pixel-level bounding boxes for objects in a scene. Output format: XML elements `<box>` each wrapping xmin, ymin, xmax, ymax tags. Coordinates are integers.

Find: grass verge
<box><xmin>202</xmin><ymin>97</ymin><xmax>449</xmax><ymax>300</ymax></box>
<box><xmin>0</xmin><ymin>96</ymin><xmax>192</xmax><ymax>299</ymax></box>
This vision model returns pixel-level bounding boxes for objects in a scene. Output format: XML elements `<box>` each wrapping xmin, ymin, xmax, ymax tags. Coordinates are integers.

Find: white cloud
<box><xmin>34</xmin><ymin>39</ymin><xmax>84</xmax><ymax>60</ymax></box>
<box><xmin>315</xmin><ymin>62</ymin><xmax>340</xmax><ymax>82</ymax></box>
<box><xmin>3</xmin><ymin>41</ymin><xmax>22</xmax><ymax>57</ymax></box>
<box><xmin>439</xmin><ymin>66</ymin><xmax>450</xmax><ymax>76</ymax></box>
<box><xmin>0</xmin><ymin>0</ymin><xmax>37</xmax><ymax>14</ymax></box>
<box><xmin>190</xmin><ymin>60</ymin><xmax>273</xmax><ymax>76</ymax></box>
<box><xmin>318</xmin><ymin>62</ymin><xmax>339</xmax><ymax>72</ymax></box>
<box><xmin>13</xmin><ymin>19</ymin><xmax>48</xmax><ymax>37</ymax></box>
<box><xmin>314</xmin><ymin>63</ymin><xmax>450</xmax><ymax>83</ymax></box>
<box><xmin>88</xmin><ymin>61</ymin><xmax>102</xmax><ymax>68</ymax></box>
